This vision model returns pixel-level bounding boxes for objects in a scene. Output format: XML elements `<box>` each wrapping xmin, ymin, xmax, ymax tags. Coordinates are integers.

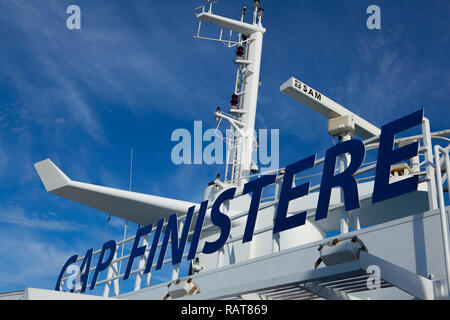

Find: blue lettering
<box><xmin>55</xmin><ymin>254</ymin><xmax>78</xmax><ymax>291</ymax></box>
<box><xmin>156</xmin><ymin>208</ymin><xmax>194</xmax><ymax>270</ymax></box>
<box><xmin>202</xmin><ymin>188</ymin><xmax>236</xmax><ymax>254</ymax></box>
<box><xmin>89</xmin><ymin>240</ymin><xmax>116</xmax><ymax>290</ymax></box>
<box><xmin>77</xmin><ymin>248</ymin><xmax>93</xmax><ymax>293</ymax></box>
<box><xmin>188</xmin><ymin>201</ymin><xmax>208</xmax><ymax>260</ymax></box>
<box><xmin>144</xmin><ymin>219</ymin><xmax>164</xmax><ymax>274</ymax></box>
<box><xmin>242</xmin><ymin>174</ymin><xmax>276</xmax><ymax>242</ymax></box>
<box><xmin>55</xmin><ymin>110</ymin><xmax>430</xmax><ymax>284</ymax></box>
<box><xmin>316</xmin><ymin>139</ymin><xmax>365</xmax><ymax>221</ymax></box>
<box><xmin>372</xmin><ymin>109</ymin><xmax>423</xmax><ymax>203</ymax></box>
<box><xmin>123</xmin><ymin>224</ymin><xmax>153</xmax><ymax>280</ymax></box>
<box><xmin>273</xmin><ymin>154</ymin><xmax>316</xmax><ymax>233</ymax></box>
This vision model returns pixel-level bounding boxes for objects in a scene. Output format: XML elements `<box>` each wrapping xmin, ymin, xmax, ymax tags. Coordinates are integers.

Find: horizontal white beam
<box><xmin>196</xmin><ymin>11</ymin><xmax>265</xmax><ymax>35</ymax></box>
<box><xmin>359</xmin><ymin>251</ymin><xmax>435</xmax><ymax>300</ymax></box>
<box><xmin>23</xmin><ymin>288</ymin><xmax>113</xmax><ymax>300</ymax></box>
<box><xmin>280</xmin><ymin>77</ymin><xmax>381</xmax><ymax>139</ymax></box>
<box><xmin>34</xmin><ymin>159</ymin><xmax>198</xmax><ymax>226</ymax></box>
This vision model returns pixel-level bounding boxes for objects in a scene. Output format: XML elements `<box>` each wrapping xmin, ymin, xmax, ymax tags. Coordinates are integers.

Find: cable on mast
<box><xmin>100</xmin><ymin>214</ymin><xmax>111</xmax><ymax>248</ymax></box>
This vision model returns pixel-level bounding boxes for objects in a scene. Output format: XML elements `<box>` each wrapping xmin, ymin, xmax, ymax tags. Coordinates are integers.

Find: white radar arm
<box><xmin>280</xmin><ymin>76</ymin><xmax>381</xmax><ymax>139</ymax></box>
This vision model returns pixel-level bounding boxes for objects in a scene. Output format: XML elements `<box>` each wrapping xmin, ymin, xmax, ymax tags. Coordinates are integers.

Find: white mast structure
<box><xmin>194</xmin><ymin>0</ymin><xmax>266</xmax><ymax>184</ymax></box>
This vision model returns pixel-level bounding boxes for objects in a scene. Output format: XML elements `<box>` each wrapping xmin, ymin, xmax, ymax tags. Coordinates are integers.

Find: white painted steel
<box><xmin>280</xmin><ymin>76</ymin><xmax>381</xmax><ymax>139</ymax></box>
<box><xmin>24</xmin><ymin>288</ymin><xmax>113</xmax><ymax>300</ymax></box>
<box><xmin>196</xmin><ymin>11</ymin><xmax>266</xmax><ymax>36</ymax></box>
<box><xmin>121</xmin><ymin>208</ymin><xmax>445</xmax><ymax>300</ymax></box>
<box><xmin>55</xmin><ymin>133</ymin><xmax>435</xmax><ymax>294</ymax></box>
<box><xmin>359</xmin><ymin>251</ymin><xmax>435</xmax><ymax>300</ymax></box>
<box><xmin>434</xmin><ymin>144</ymin><xmax>450</xmax><ymax>295</ymax></box>
<box><xmin>195</xmin><ymin>5</ymin><xmax>265</xmax><ymax>183</ymax></box>
<box><xmin>134</xmin><ymin>234</ymin><xmax>150</xmax><ymax>291</ymax></box>
<box><xmin>422</xmin><ymin>118</ymin><xmax>439</xmax><ymax>210</ymax></box>
<box><xmin>237</xmin><ymin>30</ymin><xmax>263</xmax><ymax>181</ymax></box>
<box><xmin>34</xmin><ymin>159</ymin><xmax>198</xmax><ymax>226</ymax></box>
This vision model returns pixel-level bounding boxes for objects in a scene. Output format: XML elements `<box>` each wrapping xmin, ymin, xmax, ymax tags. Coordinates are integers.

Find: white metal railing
<box><xmin>60</xmin><ymin>118</ymin><xmax>448</xmax><ymax>297</ymax></box>
<box><xmin>434</xmin><ymin>144</ymin><xmax>450</xmax><ymax>294</ymax></box>
<box><xmin>193</xmin><ymin>5</ymin><xmax>245</xmax><ymax>48</ymax></box>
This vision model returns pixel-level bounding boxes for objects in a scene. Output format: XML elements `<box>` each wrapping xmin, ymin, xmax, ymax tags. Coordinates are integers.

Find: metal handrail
<box><xmin>434</xmin><ymin>144</ymin><xmax>450</xmax><ymax>294</ymax></box>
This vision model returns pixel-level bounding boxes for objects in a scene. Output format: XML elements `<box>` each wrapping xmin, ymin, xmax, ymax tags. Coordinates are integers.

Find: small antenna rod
<box><xmin>129</xmin><ymin>147</ymin><xmax>133</xmax><ymax>191</ymax></box>
<box><xmin>119</xmin><ymin>147</ymin><xmax>134</xmax><ymax>280</ymax></box>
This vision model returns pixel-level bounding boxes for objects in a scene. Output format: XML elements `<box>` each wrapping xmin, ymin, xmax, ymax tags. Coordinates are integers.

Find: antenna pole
<box><xmin>119</xmin><ymin>147</ymin><xmax>133</xmax><ymax>280</ymax></box>
<box><xmin>238</xmin><ymin>29</ymin><xmax>263</xmax><ymax>182</ymax></box>
<box><xmin>233</xmin><ymin>1</ymin><xmax>264</xmax><ymax>183</ymax></box>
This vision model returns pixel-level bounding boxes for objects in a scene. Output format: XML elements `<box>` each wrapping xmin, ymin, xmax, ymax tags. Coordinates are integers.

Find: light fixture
<box><xmin>257</xmin><ymin>7</ymin><xmax>264</xmax><ymax>19</ymax></box>
<box><xmin>250</xmin><ymin>161</ymin><xmax>259</xmax><ymax>173</ymax></box>
<box><xmin>215</xmin><ymin>107</ymin><xmax>221</xmax><ymax>121</ymax></box>
<box><xmin>236</xmin><ymin>46</ymin><xmax>244</xmax><ymax>58</ymax></box>
<box><xmin>230</xmin><ymin>94</ymin><xmax>238</xmax><ymax>106</ymax></box>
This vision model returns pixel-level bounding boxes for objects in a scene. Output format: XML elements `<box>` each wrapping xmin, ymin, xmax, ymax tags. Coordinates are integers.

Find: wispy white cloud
<box><xmin>0</xmin><ymin>203</ymin><xmax>126</xmax><ymax>291</ymax></box>
<box><xmin>329</xmin><ymin>26</ymin><xmax>450</xmax><ymax>126</ymax></box>
<box><xmin>0</xmin><ymin>206</ymin><xmax>86</xmax><ymax>231</ymax></box>
<box><xmin>0</xmin><ymin>235</ymin><xmax>71</xmax><ymax>290</ymax></box>
<box><xmin>99</xmin><ymin>167</ymin><xmax>127</xmax><ymax>190</ymax></box>
<box><xmin>0</xmin><ymin>2</ymin><xmax>105</xmax><ymax>144</ymax></box>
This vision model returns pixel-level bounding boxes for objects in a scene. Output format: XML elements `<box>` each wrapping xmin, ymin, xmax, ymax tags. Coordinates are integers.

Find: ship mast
<box><xmin>194</xmin><ymin>0</ymin><xmax>266</xmax><ymax>185</ymax></box>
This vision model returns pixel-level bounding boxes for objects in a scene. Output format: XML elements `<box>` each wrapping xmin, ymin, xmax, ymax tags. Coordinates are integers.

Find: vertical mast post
<box><xmin>195</xmin><ymin>1</ymin><xmax>266</xmax><ymax>185</ymax></box>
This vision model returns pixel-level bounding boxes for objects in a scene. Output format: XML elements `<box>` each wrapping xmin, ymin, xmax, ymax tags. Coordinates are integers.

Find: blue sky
<box><xmin>0</xmin><ymin>0</ymin><xmax>448</xmax><ymax>294</ymax></box>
